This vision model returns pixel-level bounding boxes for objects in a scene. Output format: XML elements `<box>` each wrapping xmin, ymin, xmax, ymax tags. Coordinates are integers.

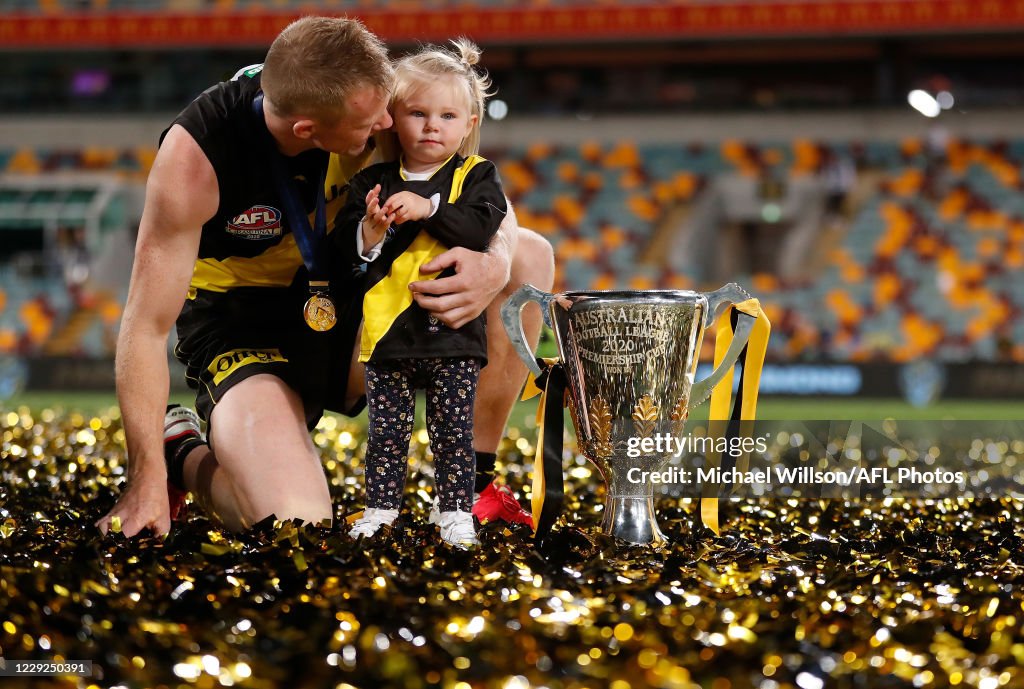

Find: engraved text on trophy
<box><xmin>572</xmin><ymin>306</ymin><xmax>672</xmax><ymax>375</ymax></box>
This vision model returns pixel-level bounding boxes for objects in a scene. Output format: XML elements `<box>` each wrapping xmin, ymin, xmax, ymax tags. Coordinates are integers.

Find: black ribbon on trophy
<box><xmin>254</xmin><ymin>93</ymin><xmax>336</xmax><ymax>332</ymax></box>
<box><xmin>520</xmin><ymin>357</ymin><xmax>568</xmax><ymax>545</ymax></box>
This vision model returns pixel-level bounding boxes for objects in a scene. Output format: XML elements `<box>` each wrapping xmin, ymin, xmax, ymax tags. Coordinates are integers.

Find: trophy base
<box><xmin>601</xmin><ymin>496</ymin><xmax>667</xmax><ymax>545</ymax></box>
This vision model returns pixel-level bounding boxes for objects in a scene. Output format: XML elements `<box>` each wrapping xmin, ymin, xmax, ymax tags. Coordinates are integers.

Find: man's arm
<box><xmin>95</xmin><ymin>124</ymin><xmax>218</xmax><ymax>538</ymax></box>
<box><xmin>409</xmin><ymin>200</ymin><xmax>518</xmax><ymax>329</ymax></box>
<box><xmin>489</xmin><ymin>198</ymin><xmax>518</xmax><ymax>266</ymax></box>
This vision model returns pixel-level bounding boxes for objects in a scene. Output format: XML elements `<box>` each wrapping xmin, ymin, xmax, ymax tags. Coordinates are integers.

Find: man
<box><xmin>95</xmin><ymin>16</ymin><xmax>553</xmax><ymax>538</ymax></box>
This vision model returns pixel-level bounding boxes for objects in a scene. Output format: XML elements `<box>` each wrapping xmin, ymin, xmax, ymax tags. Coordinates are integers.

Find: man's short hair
<box><xmin>261</xmin><ymin>16</ymin><xmax>394</xmax><ymax>123</ymax></box>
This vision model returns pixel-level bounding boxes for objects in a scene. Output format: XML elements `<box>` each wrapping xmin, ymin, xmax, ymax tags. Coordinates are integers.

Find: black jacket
<box><xmin>334</xmin><ymin>154</ymin><xmax>507</xmax><ymax>364</ymax></box>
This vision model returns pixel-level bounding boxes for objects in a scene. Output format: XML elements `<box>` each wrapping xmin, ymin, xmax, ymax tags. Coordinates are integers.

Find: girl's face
<box><xmin>393</xmin><ymin>75</ymin><xmax>477</xmax><ymax>173</ymax></box>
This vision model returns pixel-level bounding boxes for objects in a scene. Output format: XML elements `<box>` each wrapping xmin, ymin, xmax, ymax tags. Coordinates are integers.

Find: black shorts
<box><xmin>173</xmin><ymin>284</ymin><xmax>365</xmax><ymax>429</ymax></box>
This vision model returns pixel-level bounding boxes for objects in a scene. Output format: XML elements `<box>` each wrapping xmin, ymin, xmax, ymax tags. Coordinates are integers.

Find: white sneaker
<box><xmin>163</xmin><ymin>404</ymin><xmax>204</xmax><ymax>521</ymax></box>
<box><xmin>349</xmin><ymin>508</ymin><xmax>400</xmax><ymax>538</ymax></box>
<box><xmin>437</xmin><ymin>510</ymin><xmax>479</xmax><ymax>548</ymax></box>
<box><xmin>428</xmin><ymin>493</ymin><xmax>479</xmax><ymax>525</ymax></box>
<box><xmin>164</xmin><ymin>404</ymin><xmax>203</xmax><ymax>443</ymax></box>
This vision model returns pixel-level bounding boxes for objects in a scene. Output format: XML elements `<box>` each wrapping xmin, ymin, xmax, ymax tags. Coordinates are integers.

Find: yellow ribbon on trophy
<box><xmin>521</xmin><ymin>357</ymin><xmax>566</xmax><ymax>543</ymax></box>
<box><xmin>701</xmin><ymin>298</ymin><xmax>771</xmax><ymax>535</ymax></box>
<box><xmin>522</xmin><ymin>299</ymin><xmax>770</xmax><ymax>543</ymax></box>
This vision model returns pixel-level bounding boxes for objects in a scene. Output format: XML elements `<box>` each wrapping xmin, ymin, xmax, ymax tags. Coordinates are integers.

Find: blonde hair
<box><xmin>376</xmin><ymin>38</ymin><xmax>494</xmax><ymax>162</ymax></box>
<box><xmin>261</xmin><ymin>16</ymin><xmax>394</xmax><ymax>124</ymax></box>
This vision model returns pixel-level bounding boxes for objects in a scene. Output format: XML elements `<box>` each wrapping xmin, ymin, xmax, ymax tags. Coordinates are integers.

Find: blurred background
<box><xmin>1</xmin><ymin>0</ymin><xmax>1023</xmax><ymax>416</ymax></box>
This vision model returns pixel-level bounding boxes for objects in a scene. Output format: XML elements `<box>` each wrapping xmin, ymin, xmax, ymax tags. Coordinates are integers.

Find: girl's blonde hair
<box><xmin>376</xmin><ymin>38</ymin><xmax>494</xmax><ymax>162</ymax></box>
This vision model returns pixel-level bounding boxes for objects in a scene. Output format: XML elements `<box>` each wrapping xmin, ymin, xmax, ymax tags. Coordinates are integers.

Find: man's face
<box><xmin>311</xmin><ymin>85</ymin><xmax>392</xmax><ymax>156</ymax></box>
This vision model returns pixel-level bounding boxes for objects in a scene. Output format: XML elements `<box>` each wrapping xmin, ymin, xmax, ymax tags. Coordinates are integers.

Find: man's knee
<box><xmin>344</xmin><ymin>324</ymin><xmax>366</xmax><ymax>411</ymax></box>
<box><xmin>510</xmin><ymin>228</ymin><xmax>555</xmax><ymax>291</ymax></box>
<box><xmin>251</xmin><ymin>489</ymin><xmax>333</xmax><ymax>527</ymax></box>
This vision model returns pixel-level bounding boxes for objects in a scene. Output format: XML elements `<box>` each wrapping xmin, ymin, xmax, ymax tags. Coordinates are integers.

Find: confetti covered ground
<box><xmin>2</xmin><ymin>407</ymin><xmax>1024</xmax><ymax>689</ymax></box>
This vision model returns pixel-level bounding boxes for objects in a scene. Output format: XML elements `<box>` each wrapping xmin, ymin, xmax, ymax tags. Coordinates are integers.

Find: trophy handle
<box><xmin>500</xmin><ymin>283</ymin><xmax>554</xmax><ymax>378</ymax></box>
<box><xmin>688</xmin><ymin>283</ymin><xmax>756</xmax><ymax>411</ymax></box>
<box><xmin>700</xmin><ymin>282</ymin><xmax>752</xmax><ymax>329</ymax></box>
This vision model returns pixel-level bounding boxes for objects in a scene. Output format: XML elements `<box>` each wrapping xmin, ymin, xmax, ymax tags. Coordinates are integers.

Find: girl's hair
<box><xmin>262</xmin><ymin>16</ymin><xmax>394</xmax><ymax>125</ymax></box>
<box><xmin>376</xmin><ymin>39</ymin><xmax>494</xmax><ymax>162</ymax></box>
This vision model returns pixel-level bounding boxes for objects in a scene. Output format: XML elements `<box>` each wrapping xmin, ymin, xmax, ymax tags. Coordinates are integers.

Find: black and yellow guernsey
<box><xmin>166</xmin><ymin>66</ymin><xmax>371</xmax><ymax>413</ymax></box>
<box><xmin>166</xmin><ymin>66</ymin><xmax>371</xmax><ymax>298</ymax></box>
<box><xmin>334</xmin><ymin>153</ymin><xmax>507</xmax><ymax>366</ymax></box>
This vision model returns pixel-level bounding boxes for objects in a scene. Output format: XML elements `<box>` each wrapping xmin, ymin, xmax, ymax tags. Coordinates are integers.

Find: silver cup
<box><xmin>501</xmin><ymin>284</ymin><xmax>756</xmax><ymax>545</ymax></box>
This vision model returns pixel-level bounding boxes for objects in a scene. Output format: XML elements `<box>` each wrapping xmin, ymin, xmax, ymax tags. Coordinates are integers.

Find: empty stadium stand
<box><xmin>1</xmin><ymin>133</ymin><xmax>1022</xmax><ymax>363</ymax></box>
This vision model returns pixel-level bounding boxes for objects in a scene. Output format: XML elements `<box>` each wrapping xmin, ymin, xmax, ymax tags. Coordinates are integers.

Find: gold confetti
<box><xmin>0</xmin><ymin>405</ymin><xmax>1022</xmax><ymax>688</ymax></box>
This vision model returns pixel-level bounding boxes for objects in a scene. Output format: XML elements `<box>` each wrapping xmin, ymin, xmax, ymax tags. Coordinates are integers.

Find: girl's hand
<box><xmin>362</xmin><ymin>184</ymin><xmax>395</xmax><ymax>246</ymax></box>
<box><xmin>381</xmin><ymin>191</ymin><xmax>432</xmax><ymax>224</ymax></box>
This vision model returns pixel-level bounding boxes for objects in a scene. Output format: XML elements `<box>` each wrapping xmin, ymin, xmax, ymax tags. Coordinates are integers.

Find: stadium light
<box><xmin>487</xmin><ymin>99</ymin><xmax>508</xmax><ymax>121</ymax></box>
<box><xmin>907</xmin><ymin>89</ymin><xmax>941</xmax><ymax>118</ymax></box>
<box><xmin>761</xmin><ymin>202</ymin><xmax>782</xmax><ymax>223</ymax></box>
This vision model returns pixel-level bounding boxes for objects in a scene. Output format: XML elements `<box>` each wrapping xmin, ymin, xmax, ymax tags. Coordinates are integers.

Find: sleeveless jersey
<box><xmin>166</xmin><ymin>67</ymin><xmax>371</xmax><ymax>420</ymax></box>
<box><xmin>163</xmin><ymin>66</ymin><xmax>371</xmax><ymax>296</ymax></box>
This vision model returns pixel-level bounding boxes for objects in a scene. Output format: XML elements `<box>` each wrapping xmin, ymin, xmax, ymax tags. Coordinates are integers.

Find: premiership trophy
<box><xmin>502</xmin><ymin>285</ymin><xmax>756</xmax><ymax>545</ymax></box>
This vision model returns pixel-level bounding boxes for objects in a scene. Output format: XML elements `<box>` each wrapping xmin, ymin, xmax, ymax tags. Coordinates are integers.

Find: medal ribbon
<box><xmin>253</xmin><ymin>94</ymin><xmax>330</xmax><ymax>291</ymax></box>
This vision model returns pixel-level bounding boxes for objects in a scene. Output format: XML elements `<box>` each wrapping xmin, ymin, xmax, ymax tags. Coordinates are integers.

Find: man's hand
<box><xmin>381</xmin><ymin>191</ymin><xmax>432</xmax><ymax>224</ymax></box>
<box><xmin>95</xmin><ymin>471</ymin><xmax>171</xmax><ymax>538</ymax></box>
<box><xmin>410</xmin><ymin>247</ymin><xmax>508</xmax><ymax>329</ymax></box>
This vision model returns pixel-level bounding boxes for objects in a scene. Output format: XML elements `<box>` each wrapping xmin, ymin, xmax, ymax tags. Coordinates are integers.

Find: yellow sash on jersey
<box><xmin>359</xmin><ymin>232</ymin><xmax>445</xmax><ymax>361</ymax></box>
<box><xmin>358</xmin><ymin>155</ymin><xmax>489</xmax><ymax>362</ymax></box>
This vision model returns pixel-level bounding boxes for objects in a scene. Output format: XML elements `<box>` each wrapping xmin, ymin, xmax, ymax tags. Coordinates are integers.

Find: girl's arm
<box><xmin>358</xmin><ymin>184</ymin><xmax>394</xmax><ymax>250</ymax></box>
<box><xmin>380</xmin><ymin>161</ymin><xmax>506</xmax><ymax>253</ymax></box>
<box><xmin>333</xmin><ymin>170</ymin><xmax>395</xmax><ymax>263</ymax></box>
<box><xmin>421</xmin><ymin>161</ymin><xmax>506</xmax><ymax>252</ymax></box>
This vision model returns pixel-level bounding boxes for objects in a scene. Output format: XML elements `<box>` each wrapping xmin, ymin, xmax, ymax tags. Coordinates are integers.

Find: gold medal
<box><xmin>303</xmin><ymin>293</ymin><xmax>337</xmax><ymax>331</ymax></box>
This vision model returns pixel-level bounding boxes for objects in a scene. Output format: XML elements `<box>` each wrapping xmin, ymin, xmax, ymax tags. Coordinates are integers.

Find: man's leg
<box><xmin>474</xmin><ymin>228</ymin><xmax>555</xmax><ymax>473</ymax></box>
<box><xmin>344</xmin><ymin>325</ymin><xmax>367</xmax><ymax>411</ymax></box>
<box><xmin>178</xmin><ymin>374</ymin><xmax>333</xmax><ymax>532</ymax></box>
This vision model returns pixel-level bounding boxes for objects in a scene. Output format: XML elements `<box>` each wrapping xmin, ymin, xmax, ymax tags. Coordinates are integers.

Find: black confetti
<box><xmin>1</xmin><ymin>406</ymin><xmax>1023</xmax><ymax>689</ymax></box>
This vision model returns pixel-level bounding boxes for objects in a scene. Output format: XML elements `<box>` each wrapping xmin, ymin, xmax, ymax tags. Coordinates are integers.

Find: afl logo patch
<box><xmin>226</xmin><ymin>205</ymin><xmax>283</xmax><ymax>239</ymax></box>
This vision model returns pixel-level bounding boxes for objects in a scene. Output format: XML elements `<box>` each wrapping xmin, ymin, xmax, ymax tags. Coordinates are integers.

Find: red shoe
<box><xmin>472</xmin><ymin>482</ymin><xmax>534</xmax><ymax>528</ymax></box>
<box><xmin>167</xmin><ymin>483</ymin><xmax>188</xmax><ymax>522</ymax></box>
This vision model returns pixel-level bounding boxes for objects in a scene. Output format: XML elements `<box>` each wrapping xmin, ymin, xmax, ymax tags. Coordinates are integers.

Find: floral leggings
<box><xmin>363</xmin><ymin>357</ymin><xmax>480</xmax><ymax>513</ymax></box>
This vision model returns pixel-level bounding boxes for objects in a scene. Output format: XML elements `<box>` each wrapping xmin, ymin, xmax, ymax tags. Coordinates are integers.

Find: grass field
<box><xmin>8</xmin><ymin>331</ymin><xmax>1019</xmax><ymax>423</ymax></box>
<box><xmin>3</xmin><ymin>390</ymin><xmax>1022</xmax><ymax>424</ymax></box>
